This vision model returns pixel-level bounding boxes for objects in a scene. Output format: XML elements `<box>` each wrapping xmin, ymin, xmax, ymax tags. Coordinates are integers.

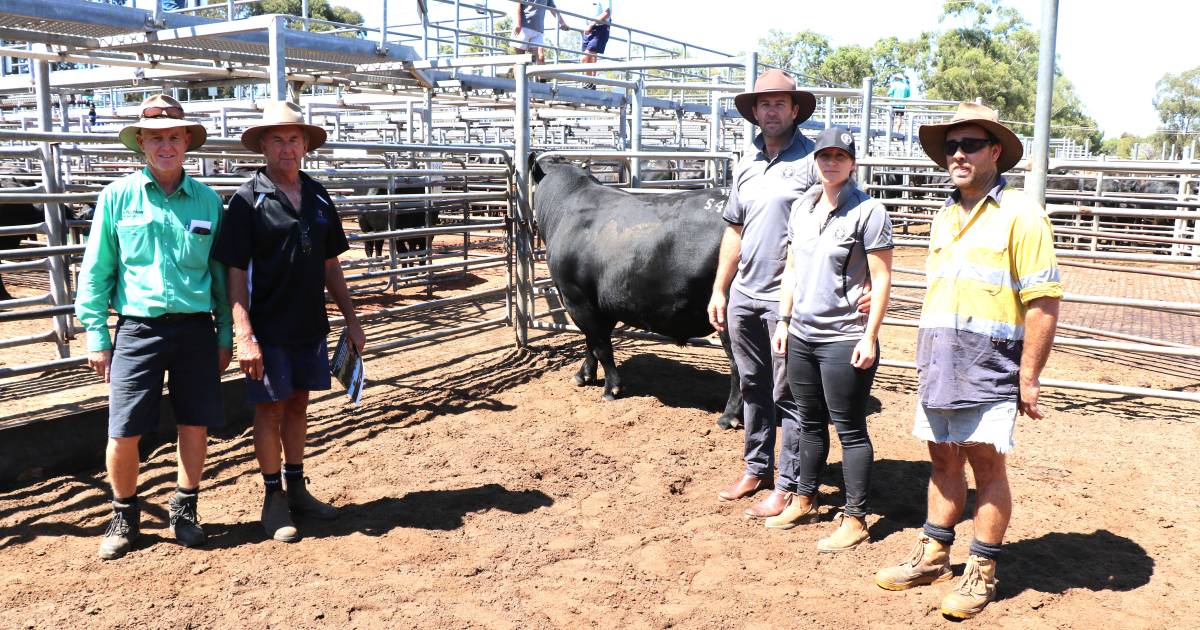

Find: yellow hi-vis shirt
<box><xmin>916</xmin><ymin>178</ymin><xmax>1063</xmax><ymax>409</ymax></box>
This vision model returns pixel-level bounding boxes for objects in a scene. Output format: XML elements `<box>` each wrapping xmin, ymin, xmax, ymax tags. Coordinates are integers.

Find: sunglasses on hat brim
<box><xmin>142</xmin><ymin>106</ymin><xmax>185</xmax><ymax>120</ymax></box>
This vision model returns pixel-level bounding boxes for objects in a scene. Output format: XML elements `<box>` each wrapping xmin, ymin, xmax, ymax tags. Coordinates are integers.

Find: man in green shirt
<box><xmin>75</xmin><ymin>94</ymin><xmax>233</xmax><ymax>560</ymax></box>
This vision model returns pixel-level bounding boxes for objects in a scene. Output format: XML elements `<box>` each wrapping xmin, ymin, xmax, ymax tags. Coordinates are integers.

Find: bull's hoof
<box><xmin>573</xmin><ymin>374</ymin><xmax>588</xmax><ymax>387</ymax></box>
<box><xmin>716</xmin><ymin>414</ymin><xmax>743</xmax><ymax>430</ymax></box>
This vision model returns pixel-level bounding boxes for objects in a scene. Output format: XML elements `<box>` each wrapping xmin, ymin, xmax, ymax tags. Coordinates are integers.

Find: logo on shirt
<box><xmin>832</xmin><ymin>223</ymin><xmax>847</xmax><ymax>240</ymax></box>
<box><xmin>783</xmin><ymin>166</ymin><xmax>795</xmax><ymax>179</ymax></box>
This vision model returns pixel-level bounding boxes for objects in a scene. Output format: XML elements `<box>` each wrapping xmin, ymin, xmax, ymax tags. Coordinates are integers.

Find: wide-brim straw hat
<box><xmin>918</xmin><ymin>102</ymin><xmax>1024</xmax><ymax>173</ymax></box>
<box><xmin>118</xmin><ymin>94</ymin><xmax>207</xmax><ymax>154</ymax></box>
<box><xmin>734</xmin><ymin>69</ymin><xmax>817</xmax><ymax>127</ymax></box>
<box><xmin>240</xmin><ymin>101</ymin><xmax>328</xmax><ymax>153</ymax></box>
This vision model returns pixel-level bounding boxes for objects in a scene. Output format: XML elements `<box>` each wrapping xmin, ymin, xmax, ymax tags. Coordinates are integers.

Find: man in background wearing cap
<box><xmin>213</xmin><ymin>101</ymin><xmax>365</xmax><ymax>543</ymax></box>
<box><xmin>76</xmin><ymin>94</ymin><xmax>232</xmax><ymax>560</ymax></box>
<box><xmin>707</xmin><ymin>69</ymin><xmax>818</xmax><ymax>517</ymax></box>
<box><xmin>874</xmin><ymin>102</ymin><xmax>1061</xmax><ymax>619</ymax></box>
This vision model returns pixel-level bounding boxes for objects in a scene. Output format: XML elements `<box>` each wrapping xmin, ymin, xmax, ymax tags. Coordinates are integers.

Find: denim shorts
<box><xmin>108</xmin><ymin>314</ymin><xmax>224</xmax><ymax>438</ymax></box>
<box><xmin>912</xmin><ymin>399</ymin><xmax>1018</xmax><ymax>454</ymax></box>
<box><xmin>246</xmin><ymin>338</ymin><xmax>331</xmax><ymax>403</ymax></box>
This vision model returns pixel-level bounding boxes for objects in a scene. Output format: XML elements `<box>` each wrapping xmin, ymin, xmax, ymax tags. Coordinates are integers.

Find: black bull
<box><xmin>532</xmin><ymin>158</ymin><xmax>743</xmax><ymax>429</ymax></box>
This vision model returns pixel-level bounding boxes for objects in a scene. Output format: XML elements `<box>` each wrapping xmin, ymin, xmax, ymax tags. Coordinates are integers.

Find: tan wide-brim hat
<box><xmin>733</xmin><ymin>69</ymin><xmax>817</xmax><ymax>127</ymax></box>
<box><xmin>918</xmin><ymin>101</ymin><xmax>1024</xmax><ymax>173</ymax></box>
<box><xmin>240</xmin><ymin>101</ymin><xmax>328</xmax><ymax>153</ymax></box>
<box><xmin>118</xmin><ymin>94</ymin><xmax>208</xmax><ymax>154</ymax></box>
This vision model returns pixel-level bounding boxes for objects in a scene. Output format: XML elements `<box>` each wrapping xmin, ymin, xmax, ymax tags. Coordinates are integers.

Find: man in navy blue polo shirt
<box><xmin>214</xmin><ymin>101</ymin><xmax>366</xmax><ymax>543</ymax></box>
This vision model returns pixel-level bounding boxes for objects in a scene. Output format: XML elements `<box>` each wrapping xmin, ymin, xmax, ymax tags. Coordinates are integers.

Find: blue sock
<box><xmin>923</xmin><ymin>521</ymin><xmax>955</xmax><ymax>546</ymax></box>
<box><xmin>969</xmin><ymin>539</ymin><xmax>1002</xmax><ymax>561</ymax></box>
<box><xmin>263</xmin><ymin>472</ymin><xmax>282</xmax><ymax>495</ymax></box>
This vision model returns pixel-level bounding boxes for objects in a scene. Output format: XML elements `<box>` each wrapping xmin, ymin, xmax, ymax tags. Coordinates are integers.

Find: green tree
<box><xmin>246</xmin><ymin>0</ymin><xmax>365</xmax><ymax>37</ymax></box>
<box><xmin>1154</xmin><ymin>67</ymin><xmax>1200</xmax><ymax>137</ymax></box>
<box><xmin>756</xmin><ymin>30</ymin><xmax>830</xmax><ymax>84</ymax></box>
<box><xmin>818</xmin><ymin>45</ymin><xmax>874</xmax><ymax>87</ymax></box>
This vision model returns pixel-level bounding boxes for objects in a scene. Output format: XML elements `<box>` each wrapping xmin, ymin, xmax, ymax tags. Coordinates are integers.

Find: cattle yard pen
<box><xmin>1</xmin><ymin>0</ymin><xmax>1199</xmax><ymax>418</ymax></box>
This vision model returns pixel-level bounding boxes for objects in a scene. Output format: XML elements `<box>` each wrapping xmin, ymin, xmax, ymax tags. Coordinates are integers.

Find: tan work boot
<box><xmin>940</xmin><ymin>555</ymin><xmax>998</xmax><ymax>619</ymax></box>
<box><xmin>764</xmin><ymin>493</ymin><xmax>819</xmax><ymax>529</ymax></box>
<box><xmin>262</xmin><ymin>490</ymin><xmax>299</xmax><ymax>543</ymax></box>
<box><xmin>875</xmin><ymin>534</ymin><xmax>953</xmax><ymax>590</ymax></box>
<box><xmin>816</xmin><ymin>512</ymin><xmax>869</xmax><ymax>552</ymax></box>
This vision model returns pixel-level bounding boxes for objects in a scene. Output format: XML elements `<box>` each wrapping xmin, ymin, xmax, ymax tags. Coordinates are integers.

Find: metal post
<box><xmin>906</xmin><ymin>113</ymin><xmax>915</xmax><ymax>157</ymax></box>
<box><xmin>513</xmin><ymin>62</ymin><xmax>532</xmax><ymax>347</ymax></box>
<box><xmin>708</xmin><ymin>90</ymin><xmax>721</xmax><ymax>154</ymax></box>
<box><xmin>302</xmin><ymin>0</ymin><xmax>309</xmax><ymax>31</ymax></box>
<box><xmin>857</xmin><ymin>76</ymin><xmax>874</xmax><ymax>184</ymax></box>
<box><xmin>743</xmin><ymin>52</ymin><xmax>758</xmax><ymax>150</ymax></box>
<box><xmin>631</xmin><ymin>79</ymin><xmax>644</xmax><ymax>187</ymax></box>
<box><xmin>1027</xmin><ymin>0</ymin><xmax>1059</xmax><ymax>204</ymax></box>
<box><xmin>57</xmin><ymin>93</ymin><xmax>70</xmax><ymax>132</ymax></box>
<box><xmin>226</xmin><ymin>0</ymin><xmax>234</xmax><ymax>21</ymax></box>
<box><xmin>268</xmin><ymin>15</ymin><xmax>287</xmax><ymax>101</ymax></box>
<box><xmin>33</xmin><ymin>57</ymin><xmax>71</xmax><ymax>358</ymax></box>
<box><xmin>824</xmin><ymin>96</ymin><xmax>833</xmax><ymax>129</ymax></box>
<box><xmin>424</xmin><ymin>89</ymin><xmax>434</xmax><ymax>144</ymax></box>
<box><xmin>383</xmin><ymin>0</ymin><xmax>391</xmax><ymax>51</ymax></box>
<box><xmin>454</xmin><ymin>0</ymin><xmax>461</xmax><ymax>58</ymax></box>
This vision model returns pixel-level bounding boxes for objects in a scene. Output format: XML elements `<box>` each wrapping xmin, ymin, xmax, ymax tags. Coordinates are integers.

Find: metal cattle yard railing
<box><xmin>0</xmin><ymin>0</ymin><xmax>1198</xmax><ymax>410</ymax></box>
<box><xmin>0</xmin><ymin>126</ymin><xmax>516</xmax><ymax>379</ymax></box>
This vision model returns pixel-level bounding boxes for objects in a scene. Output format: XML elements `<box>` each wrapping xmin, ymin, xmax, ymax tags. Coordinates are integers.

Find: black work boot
<box><xmin>168</xmin><ymin>492</ymin><xmax>207</xmax><ymax>548</ymax></box>
<box><xmin>98</xmin><ymin>500</ymin><xmax>140</xmax><ymax>560</ymax></box>
<box><xmin>285</xmin><ymin>476</ymin><xmax>338</xmax><ymax>520</ymax></box>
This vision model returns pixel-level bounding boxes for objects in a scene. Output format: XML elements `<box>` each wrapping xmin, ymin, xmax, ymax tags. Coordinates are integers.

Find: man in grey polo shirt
<box><xmin>707</xmin><ymin>69</ymin><xmax>819</xmax><ymax>516</ymax></box>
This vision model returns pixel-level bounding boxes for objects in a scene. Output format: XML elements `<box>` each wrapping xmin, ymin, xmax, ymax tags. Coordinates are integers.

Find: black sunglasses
<box><xmin>944</xmin><ymin>138</ymin><xmax>993</xmax><ymax>156</ymax></box>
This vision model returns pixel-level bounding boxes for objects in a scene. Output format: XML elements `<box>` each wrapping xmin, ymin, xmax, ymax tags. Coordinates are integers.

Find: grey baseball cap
<box><xmin>813</xmin><ymin>126</ymin><xmax>856</xmax><ymax>159</ymax></box>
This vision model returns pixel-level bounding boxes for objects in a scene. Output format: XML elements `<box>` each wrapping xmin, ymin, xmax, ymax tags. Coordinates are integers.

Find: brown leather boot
<box><xmin>816</xmin><ymin>512</ymin><xmax>869</xmax><ymax>552</ymax></box>
<box><xmin>940</xmin><ymin>555</ymin><xmax>998</xmax><ymax>619</ymax></box>
<box><xmin>717</xmin><ymin>474</ymin><xmax>771</xmax><ymax>502</ymax></box>
<box><xmin>763</xmin><ymin>493</ymin><xmax>819</xmax><ymax>529</ymax></box>
<box><xmin>875</xmin><ymin>534</ymin><xmax>953</xmax><ymax>590</ymax></box>
<box><xmin>744</xmin><ymin>489</ymin><xmax>790</xmax><ymax>518</ymax></box>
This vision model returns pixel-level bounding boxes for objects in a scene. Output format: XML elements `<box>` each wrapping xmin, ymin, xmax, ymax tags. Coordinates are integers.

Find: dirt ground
<box><xmin>2</xmin><ymin>250</ymin><xmax>1200</xmax><ymax>628</ymax></box>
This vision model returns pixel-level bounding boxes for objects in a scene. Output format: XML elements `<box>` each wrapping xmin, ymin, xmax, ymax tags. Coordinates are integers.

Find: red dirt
<box><xmin>1</xmin><ymin>252</ymin><xmax>1199</xmax><ymax>628</ymax></box>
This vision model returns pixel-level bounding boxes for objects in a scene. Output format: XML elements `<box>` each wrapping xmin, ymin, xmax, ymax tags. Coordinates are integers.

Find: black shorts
<box><xmin>108</xmin><ymin>314</ymin><xmax>225</xmax><ymax>438</ymax></box>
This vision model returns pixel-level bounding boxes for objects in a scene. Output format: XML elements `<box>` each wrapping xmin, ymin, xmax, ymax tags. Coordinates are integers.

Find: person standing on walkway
<box><xmin>515</xmin><ymin>0</ymin><xmax>572</xmax><ymax>65</ymax></box>
<box><xmin>707</xmin><ymin>69</ymin><xmax>817</xmax><ymax>516</ymax></box>
<box><xmin>579</xmin><ymin>1</ymin><xmax>611</xmax><ymax>89</ymax></box>
<box><xmin>214</xmin><ymin>101</ymin><xmax>366</xmax><ymax>543</ymax></box>
<box><xmin>874</xmin><ymin>102</ymin><xmax>1062</xmax><ymax>620</ymax></box>
<box><xmin>76</xmin><ymin>94</ymin><xmax>232</xmax><ymax>560</ymax></box>
<box><xmin>764</xmin><ymin>127</ymin><xmax>893</xmax><ymax>552</ymax></box>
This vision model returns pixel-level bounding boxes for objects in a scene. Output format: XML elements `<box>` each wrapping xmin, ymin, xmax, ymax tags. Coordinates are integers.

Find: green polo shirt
<box><xmin>75</xmin><ymin>167</ymin><xmax>233</xmax><ymax>352</ymax></box>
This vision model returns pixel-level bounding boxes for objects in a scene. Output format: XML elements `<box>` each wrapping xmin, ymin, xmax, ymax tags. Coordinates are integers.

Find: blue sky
<box><xmin>361</xmin><ymin>0</ymin><xmax>1198</xmax><ymax>139</ymax></box>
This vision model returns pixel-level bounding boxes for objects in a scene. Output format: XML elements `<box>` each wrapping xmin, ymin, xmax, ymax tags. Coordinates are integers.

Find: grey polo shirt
<box><xmin>786</xmin><ymin>181</ymin><xmax>893</xmax><ymax>342</ymax></box>
<box><xmin>722</xmin><ymin>130</ymin><xmax>818</xmax><ymax>300</ymax></box>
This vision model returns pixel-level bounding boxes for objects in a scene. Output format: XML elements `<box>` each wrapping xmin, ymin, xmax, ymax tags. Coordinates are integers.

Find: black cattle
<box><xmin>532</xmin><ymin>157</ymin><xmax>743</xmax><ymax>428</ymax></box>
<box><xmin>359</xmin><ymin>183</ymin><xmax>438</xmax><ymax>266</ymax></box>
<box><xmin>0</xmin><ymin>177</ymin><xmax>48</xmax><ymax>302</ymax></box>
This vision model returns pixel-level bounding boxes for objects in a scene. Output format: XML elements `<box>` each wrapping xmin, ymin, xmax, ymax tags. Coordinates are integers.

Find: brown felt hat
<box><xmin>118</xmin><ymin>94</ymin><xmax>208</xmax><ymax>154</ymax></box>
<box><xmin>240</xmin><ymin>101</ymin><xmax>328</xmax><ymax>153</ymax></box>
<box><xmin>918</xmin><ymin>102</ymin><xmax>1024</xmax><ymax>173</ymax></box>
<box><xmin>733</xmin><ymin>69</ymin><xmax>816</xmax><ymax>127</ymax></box>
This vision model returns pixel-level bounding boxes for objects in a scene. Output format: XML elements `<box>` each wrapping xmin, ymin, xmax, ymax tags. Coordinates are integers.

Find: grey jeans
<box><xmin>726</xmin><ymin>287</ymin><xmax>799</xmax><ymax>486</ymax></box>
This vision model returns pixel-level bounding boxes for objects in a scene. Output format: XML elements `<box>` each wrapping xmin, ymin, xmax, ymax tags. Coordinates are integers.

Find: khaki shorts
<box><xmin>912</xmin><ymin>399</ymin><xmax>1017</xmax><ymax>454</ymax></box>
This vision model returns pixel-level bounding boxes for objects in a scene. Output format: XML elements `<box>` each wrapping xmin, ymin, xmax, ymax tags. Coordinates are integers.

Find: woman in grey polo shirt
<box><xmin>764</xmin><ymin>127</ymin><xmax>893</xmax><ymax>552</ymax></box>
